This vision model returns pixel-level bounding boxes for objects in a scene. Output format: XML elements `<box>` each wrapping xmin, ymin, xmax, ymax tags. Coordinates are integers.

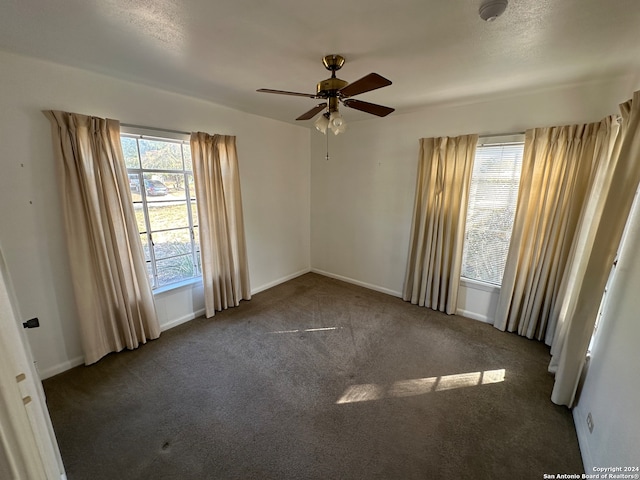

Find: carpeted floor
<box><xmin>43</xmin><ymin>273</ymin><xmax>584</xmax><ymax>479</ymax></box>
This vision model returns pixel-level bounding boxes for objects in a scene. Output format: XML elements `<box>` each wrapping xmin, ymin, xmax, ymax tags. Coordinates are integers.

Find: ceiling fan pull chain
<box><xmin>326</xmin><ymin>131</ymin><xmax>330</xmax><ymax>161</ymax></box>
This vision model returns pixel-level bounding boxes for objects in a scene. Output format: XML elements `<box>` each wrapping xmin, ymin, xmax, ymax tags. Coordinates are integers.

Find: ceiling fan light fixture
<box><xmin>314</xmin><ymin>113</ymin><xmax>329</xmax><ymax>134</ymax></box>
<box><xmin>479</xmin><ymin>0</ymin><xmax>508</xmax><ymax>21</ymax></box>
<box><xmin>329</xmin><ymin>111</ymin><xmax>346</xmax><ymax>135</ymax></box>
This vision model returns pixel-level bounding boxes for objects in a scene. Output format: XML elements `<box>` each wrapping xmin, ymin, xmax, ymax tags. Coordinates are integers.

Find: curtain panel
<box><xmin>549</xmin><ymin>92</ymin><xmax>640</xmax><ymax>406</ymax></box>
<box><xmin>45</xmin><ymin>111</ymin><xmax>160</xmax><ymax>365</ymax></box>
<box><xmin>494</xmin><ymin>118</ymin><xmax>619</xmax><ymax>342</ymax></box>
<box><xmin>403</xmin><ymin>135</ymin><xmax>478</xmax><ymax>314</ymax></box>
<box><xmin>190</xmin><ymin>133</ymin><xmax>251</xmax><ymax>318</ymax></box>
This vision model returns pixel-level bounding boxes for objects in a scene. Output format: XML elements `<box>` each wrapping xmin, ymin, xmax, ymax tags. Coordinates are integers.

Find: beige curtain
<box><xmin>549</xmin><ymin>92</ymin><xmax>640</xmax><ymax>406</ymax></box>
<box><xmin>403</xmin><ymin>135</ymin><xmax>478</xmax><ymax>314</ymax></box>
<box><xmin>494</xmin><ymin>118</ymin><xmax>619</xmax><ymax>341</ymax></box>
<box><xmin>190</xmin><ymin>133</ymin><xmax>251</xmax><ymax>318</ymax></box>
<box><xmin>45</xmin><ymin>111</ymin><xmax>160</xmax><ymax>365</ymax></box>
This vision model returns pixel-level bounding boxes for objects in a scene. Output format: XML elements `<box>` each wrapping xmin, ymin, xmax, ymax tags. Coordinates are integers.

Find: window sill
<box><xmin>460</xmin><ymin>277</ymin><xmax>501</xmax><ymax>294</ymax></box>
<box><xmin>153</xmin><ymin>277</ymin><xmax>203</xmax><ymax>296</ymax></box>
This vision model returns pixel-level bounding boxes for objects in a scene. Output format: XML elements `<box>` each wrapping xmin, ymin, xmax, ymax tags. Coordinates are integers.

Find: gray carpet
<box><xmin>43</xmin><ymin>273</ymin><xmax>584</xmax><ymax>479</ymax></box>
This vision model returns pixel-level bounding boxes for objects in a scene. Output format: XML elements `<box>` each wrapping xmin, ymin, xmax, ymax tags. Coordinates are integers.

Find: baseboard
<box><xmin>38</xmin><ymin>271</ymin><xmax>492</xmax><ymax>380</ymax></box>
<box><xmin>310</xmin><ymin>270</ymin><xmax>498</xmax><ymax>325</ymax></box>
<box><xmin>38</xmin><ymin>271</ymin><xmax>314</xmax><ymax>379</ymax></box>
<box><xmin>159</xmin><ymin>269</ymin><xmax>311</xmax><ymax>328</ymax></box>
<box><xmin>155</xmin><ymin>268</ymin><xmax>313</xmax><ymax>330</ymax></box>
<box><xmin>573</xmin><ymin>408</ymin><xmax>593</xmax><ymax>473</ymax></box>
<box><xmin>160</xmin><ymin>308</ymin><xmax>206</xmax><ymax>332</ymax></box>
<box><xmin>251</xmin><ymin>268</ymin><xmax>311</xmax><ymax>295</ymax></box>
<box><xmin>38</xmin><ymin>310</ymin><xmax>205</xmax><ymax>380</ymax></box>
<box><xmin>310</xmin><ymin>268</ymin><xmax>403</xmax><ymax>298</ymax></box>
<box><xmin>38</xmin><ymin>355</ymin><xmax>84</xmax><ymax>380</ymax></box>
<box><xmin>456</xmin><ymin>308</ymin><xmax>493</xmax><ymax>324</ymax></box>
<box><xmin>39</xmin><ymin>310</ymin><xmax>206</xmax><ymax>379</ymax></box>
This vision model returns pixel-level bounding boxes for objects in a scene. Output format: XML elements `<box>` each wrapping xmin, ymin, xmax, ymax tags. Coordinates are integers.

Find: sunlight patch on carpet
<box><xmin>336</xmin><ymin>369</ymin><xmax>506</xmax><ymax>404</ymax></box>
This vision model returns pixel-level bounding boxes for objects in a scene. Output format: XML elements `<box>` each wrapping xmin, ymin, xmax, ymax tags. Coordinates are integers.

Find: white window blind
<box><xmin>461</xmin><ymin>139</ymin><xmax>524</xmax><ymax>285</ymax></box>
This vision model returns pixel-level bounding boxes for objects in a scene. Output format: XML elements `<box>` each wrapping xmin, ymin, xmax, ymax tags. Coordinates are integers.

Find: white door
<box><xmin>0</xmin><ymin>249</ymin><xmax>66</xmax><ymax>480</ymax></box>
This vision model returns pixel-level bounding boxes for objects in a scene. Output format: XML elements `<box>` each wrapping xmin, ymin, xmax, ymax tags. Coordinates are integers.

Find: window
<box><xmin>120</xmin><ymin>129</ymin><xmax>200</xmax><ymax>289</ymax></box>
<box><xmin>461</xmin><ymin>136</ymin><xmax>524</xmax><ymax>285</ymax></box>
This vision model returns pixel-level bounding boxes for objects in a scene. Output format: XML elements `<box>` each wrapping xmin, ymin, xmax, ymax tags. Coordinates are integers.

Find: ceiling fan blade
<box><xmin>257</xmin><ymin>88</ymin><xmax>319</xmax><ymax>98</ymax></box>
<box><xmin>296</xmin><ymin>103</ymin><xmax>327</xmax><ymax>121</ymax></box>
<box><xmin>343</xmin><ymin>99</ymin><xmax>395</xmax><ymax>117</ymax></box>
<box><xmin>339</xmin><ymin>73</ymin><xmax>392</xmax><ymax>98</ymax></box>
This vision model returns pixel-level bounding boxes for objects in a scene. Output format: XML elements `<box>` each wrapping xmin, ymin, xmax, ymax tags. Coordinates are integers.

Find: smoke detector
<box><xmin>479</xmin><ymin>0</ymin><xmax>508</xmax><ymax>21</ymax></box>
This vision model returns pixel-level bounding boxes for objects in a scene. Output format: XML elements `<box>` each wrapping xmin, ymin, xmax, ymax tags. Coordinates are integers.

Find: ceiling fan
<box><xmin>257</xmin><ymin>54</ymin><xmax>394</xmax><ymax>134</ymax></box>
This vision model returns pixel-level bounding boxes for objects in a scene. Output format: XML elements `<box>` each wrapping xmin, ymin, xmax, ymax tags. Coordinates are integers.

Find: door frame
<box><xmin>0</xmin><ymin>247</ymin><xmax>66</xmax><ymax>479</ymax></box>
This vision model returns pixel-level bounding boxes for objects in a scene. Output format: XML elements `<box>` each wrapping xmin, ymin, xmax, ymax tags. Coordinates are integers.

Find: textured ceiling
<box><xmin>1</xmin><ymin>0</ymin><xmax>640</xmax><ymax>124</ymax></box>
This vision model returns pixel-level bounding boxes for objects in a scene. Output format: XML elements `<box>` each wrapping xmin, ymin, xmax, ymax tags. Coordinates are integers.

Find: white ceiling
<box><xmin>2</xmin><ymin>0</ymin><xmax>640</xmax><ymax>125</ymax></box>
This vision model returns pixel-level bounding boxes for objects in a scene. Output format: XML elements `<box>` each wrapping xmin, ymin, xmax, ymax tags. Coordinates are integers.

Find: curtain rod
<box><xmin>479</xmin><ymin>131</ymin><xmax>525</xmax><ymax>138</ymax></box>
<box><xmin>121</xmin><ymin>123</ymin><xmax>191</xmax><ymax>136</ymax></box>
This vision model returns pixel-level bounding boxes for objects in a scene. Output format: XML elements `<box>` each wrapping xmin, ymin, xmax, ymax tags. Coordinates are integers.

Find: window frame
<box><xmin>120</xmin><ymin>126</ymin><xmax>201</xmax><ymax>291</ymax></box>
<box><xmin>460</xmin><ymin>133</ymin><xmax>525</xmax><ymax>287</ymax></box>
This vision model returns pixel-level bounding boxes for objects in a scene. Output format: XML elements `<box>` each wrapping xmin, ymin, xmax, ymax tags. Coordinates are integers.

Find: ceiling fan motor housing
<box><xmin>317</xmin><ymin>77</ymin><xmax>348</xmax><ymax>97</ymax></box>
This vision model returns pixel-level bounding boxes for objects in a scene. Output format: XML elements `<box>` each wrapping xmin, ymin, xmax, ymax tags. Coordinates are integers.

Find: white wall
<box><xmin>457</xmin><ymin>278</ymin><xmax>499</xmax><ymax>324</ymax></box>
<box><xmin>572</xmin><ymin>192</ymin><xmax>640</xmax><ymax>472</ymax></box>
<box><xmin>0</xmin><ymin>51</ymin><xmax>311</xmax><ymax>379</ymax></box>
<box><xmin>310</xmin><ymin>76</ymin><xmax>639</xmax><ymax>321</ymax></box>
